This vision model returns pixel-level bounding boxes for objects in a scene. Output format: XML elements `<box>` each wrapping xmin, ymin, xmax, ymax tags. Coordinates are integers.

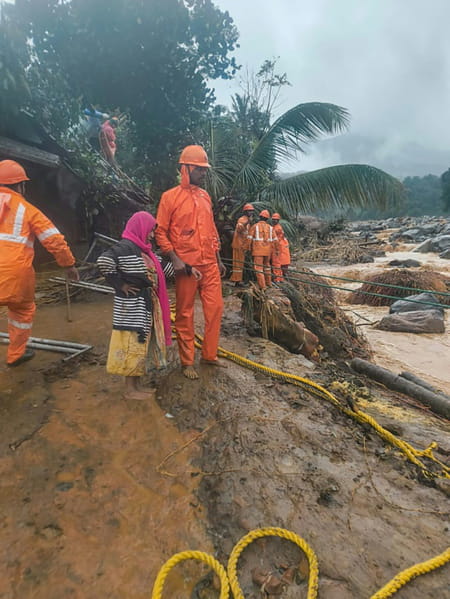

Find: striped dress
<box><xmin>97</xmin><ymin>239</ymin><xmax>164</xmax><ymax>376</ymax></box>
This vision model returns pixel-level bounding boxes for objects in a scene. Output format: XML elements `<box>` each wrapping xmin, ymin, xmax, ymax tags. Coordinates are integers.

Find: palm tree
<box><xmin>206</xmin><ymin>100</ymin><xmax>403</xmax><ymax>221</ymax></box>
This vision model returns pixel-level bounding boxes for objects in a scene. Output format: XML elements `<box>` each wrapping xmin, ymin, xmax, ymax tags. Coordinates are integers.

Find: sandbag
<box><xmin>376</xmin><ymin>310</ymin><xmax>445</xmax><ymax>334</ymax></box>
<box><xmin>389</xmin><ymin>292</ymin><xmax>444</xmax><ymax>315</ymax></box>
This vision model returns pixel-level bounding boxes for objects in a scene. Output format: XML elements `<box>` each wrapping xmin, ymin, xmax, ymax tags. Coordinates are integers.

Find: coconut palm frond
<box><xmin>232</xmin><ymin>102</ymin><xmax>350</xmax><ymax>192</ymax></box>
<box><xmin>261</xmin><ymin>164</ymin><xmax>405</xmax><ymax>217</ymax></box>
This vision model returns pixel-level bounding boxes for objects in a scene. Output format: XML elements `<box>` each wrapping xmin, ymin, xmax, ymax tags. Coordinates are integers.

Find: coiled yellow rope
<box><xmin>150</xmin><ymin>550</ymin><xmax>229</xmax><ymax>599</ymax></box>
<box><xmin>150</xmin><ymin>527</ymin><xmax>449</xmax><ymax>598</ymax></box>
<box><xmin>227</xmin><ymin>527</ymin><xmax>319</xmax><ymax>599</ymax></box>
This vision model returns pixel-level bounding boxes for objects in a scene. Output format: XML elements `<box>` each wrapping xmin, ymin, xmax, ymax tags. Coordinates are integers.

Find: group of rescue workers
<box><xmin>230</xmin><ymin>204</ymin><xmax>290</xmax><ymax>289</ymax></box>
<box><xmin>0</xmin><ymin>144</ymin><xmax>291</xmax><ymax>383</ymax></box>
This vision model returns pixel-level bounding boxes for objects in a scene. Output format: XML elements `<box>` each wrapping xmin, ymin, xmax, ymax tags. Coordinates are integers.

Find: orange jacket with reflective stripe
<box><xmin>232</xmin><ymin>215</ymin><xmax>251</xmax><ymax>250</ymax></box>
<box><xmin>248</xmin><ymin>221</ymin><xmax>278</xmax><ymax>257</ymax></box>
<box><xmin>0</xmin><ymin>188</ymin><xmax>75</xmax><ymax>304</ymax></box>
<box><xmin>155</xmin><ymin>184</ymin><xmax>220</xmax><ymax>266</ymax></box>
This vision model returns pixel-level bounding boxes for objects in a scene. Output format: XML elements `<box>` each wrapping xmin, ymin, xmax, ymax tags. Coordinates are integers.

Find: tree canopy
<box><xmin>1</xmin><ymin>0</ymin><xmax>239</xmax><ymax>190</ymax></box>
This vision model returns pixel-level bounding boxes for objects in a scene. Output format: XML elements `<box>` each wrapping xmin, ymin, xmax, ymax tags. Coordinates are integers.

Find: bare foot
<box><xmin>124</xmin><ymin>389</ymin><xmax>156</xmax><ymax>400</ymax></box>
<box><xmin>200</xmin><ymin>358</ymin><xmax>228</xmax><ymax>368</ymax></box>
<box><xmin>182</xmin><ymin>365</ymin><xmax>199</xmax><ymax>380</ymax></box>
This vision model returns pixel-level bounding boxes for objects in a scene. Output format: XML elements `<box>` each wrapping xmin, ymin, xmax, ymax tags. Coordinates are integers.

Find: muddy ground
<box><xmin>0</xmin><ymin>283</ymin><xmax>449</xmax><ymax>599</ymax></box>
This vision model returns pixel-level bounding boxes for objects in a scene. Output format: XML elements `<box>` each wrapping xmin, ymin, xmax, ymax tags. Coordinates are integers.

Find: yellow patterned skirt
<box><xmin>106</xmin><ymin>289</ymin><xmax>167</xmax><ymax>377</ymax></box>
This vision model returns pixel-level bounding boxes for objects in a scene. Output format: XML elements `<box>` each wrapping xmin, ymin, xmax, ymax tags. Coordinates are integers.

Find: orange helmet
<box><xmin>0</xmin><ymin>160</ymin><xmax>30</xmax><ymax>185</ymax></box>
<box><xmin>260</xmin><ymin>209</ymin><xmax>270</xmax><ymax>219</ymax></box>
<box><xmin>243</xmin><ymin>203</ymin><xmax>254</xmax><ymax>211</ymax></box>
<box><xmin>272</xmin><ymin>213</ymin><xmax>281</xmax><ymax>220</ymax></box>
<box><xmin>179</xmin><ymin>145</ymin><xmax>211</xmax><ymax>167</ymax></box>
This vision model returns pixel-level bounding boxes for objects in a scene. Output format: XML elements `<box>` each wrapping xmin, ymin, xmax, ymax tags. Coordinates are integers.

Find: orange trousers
<box><xmin>175</xmin><ymin>263</ymin><xmax>223</xmax><ymax>366</ymax></box>
<box><xmin>253</xmin><ymin>255</ymin><xmax>272</xmax><ymax>289</ymax></box>
<box><xmin>271</xmin><ymin>253</ymin><xmax>283</xmax><ymax>282</ymax></box>
<box><xmin>229</xmin><ymin>248</ymin><xmax>246</xmax><ymax>282</ymax></box>
<box><xmin>3</xmin><ymin>301</ymin><xmax>35</xmax><ymax>364</ymax></box>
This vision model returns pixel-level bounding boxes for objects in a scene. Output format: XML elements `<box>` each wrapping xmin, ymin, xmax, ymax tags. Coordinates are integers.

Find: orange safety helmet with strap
<box><xmin>259</xmin><ymin>209</ymin><xmax>270</xmax><ymax>219</ymax></box>
<box><xmin>0</xmin><ymin>160</ymin><xmax>30</xmax><ymax>185</ymax></box>
<box><xmin>243</xmin><ymin>203</ymin><xmax>254</xmax><ymax>211</ymax></box>
<box><xmin>179</xmin><ymin>145</ymin><xmax>211</xmax><ymax>167</ymax></box>
<box><xmin>272</xmin><ymin>213</ymin><xmax>281</xmax><ymax>220</ymax></box>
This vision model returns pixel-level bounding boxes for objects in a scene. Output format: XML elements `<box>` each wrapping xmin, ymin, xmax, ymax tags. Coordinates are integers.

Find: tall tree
<box><xmin>205</xmin><ymin>63</ymin><xmax>403</xmax><ymax>220</ymax></box>
<box><xmin>4</xmin><ymin>0</ymin><xmax>239</xmax><ymax>190</ymax></box>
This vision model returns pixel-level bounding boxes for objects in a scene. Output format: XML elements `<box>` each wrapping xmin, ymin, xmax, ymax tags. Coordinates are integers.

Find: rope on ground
<box><xmin>150</xmin><ymin>527</ymin><xmax>450</xmax><ymax>599</ymax></box>
<box><xmin>151</xmin><ymin>551</ymin><xmax>229</xmax><ymax>599</ymax></box>
<box><xmin>369</xmin><ymin>547</ymin><xmax>450</xmax><ymax>599</ymax></box>
<box><xmin>227</xmin><ymin>527</ymin><xmax>319</xmax><ymax>599</ymax></box>
<box><xmin>191</xmin><ymin>333</ymin><xmax>449</xmax><ymax>480</ymax></box>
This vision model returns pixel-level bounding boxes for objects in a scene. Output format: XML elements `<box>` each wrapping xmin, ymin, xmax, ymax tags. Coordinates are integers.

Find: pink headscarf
<box><xmin>122</xmin><ymin>211</ymin><xmax>172</xmax><ymax>346</ymax></box>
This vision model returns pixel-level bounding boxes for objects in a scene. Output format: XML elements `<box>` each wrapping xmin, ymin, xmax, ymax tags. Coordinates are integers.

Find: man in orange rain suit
<box><xmin>155</xmin><ymin>145</ymin><xmax>226</xmax><ymax>380</ymax></box>
<box><xmin>0</xmin><ymin>160</ymin><xmax>79</xmax><ymax>367</ymax></box>
<box><xmin>271</xmin><ymin>213</ymin><xmax>291</xmax><ymax>282</ymax></box>
<box><xmin>248</xmin><ymin>209</ymin><xmax>278</xmax><ymax>289</ymax></box>
<box><xmin>229</xmin><ymin>203</ymin><xmax>254</xmax><ymax>287</ymax></box>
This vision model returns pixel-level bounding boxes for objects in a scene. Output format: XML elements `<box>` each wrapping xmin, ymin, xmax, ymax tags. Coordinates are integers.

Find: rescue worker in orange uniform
<box><xmin>155</xmin><ymin>145</ymin><xmax>226</xmax><ymax>380</ymax></box>
<box><xmin>0</xmin><ymin>160</ymin><xmax>79</xmax><ymax>366</ymax></box>
<box><xmin>271</xmin><ymin>213</ymin><xmax>291</xmax><ymax>282</ymax></box>
<box><xmin>248</xmin><ymin>209</ymin><xmax>278</xmax><ymax>289</ymax></box>
<box><xmin>229</xmin><ymin>203</ymin><xmax>254</xmax><ymax>287</ymax></box>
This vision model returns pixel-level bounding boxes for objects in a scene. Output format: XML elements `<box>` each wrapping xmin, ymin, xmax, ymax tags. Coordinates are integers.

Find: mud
<box><xmin>1</xmin><ymin>281</ymin><xmax>449</xmax><ymax>598</ymax></box>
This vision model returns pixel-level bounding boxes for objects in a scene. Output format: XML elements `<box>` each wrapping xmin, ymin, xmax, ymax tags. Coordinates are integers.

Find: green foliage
<box><xmin>3</xmin><ymin>0</ymin><xmax>239</xmax><ymax>192</ymax></box>
<box><xmin>345</xmin><ymin>174</ymin><xmax>445</xmax><ymax>219</ymax></box>
<box><xmin>440</xmin><ymin>168</ymin><xmax>450</xmax><ymax>212</ymax></box>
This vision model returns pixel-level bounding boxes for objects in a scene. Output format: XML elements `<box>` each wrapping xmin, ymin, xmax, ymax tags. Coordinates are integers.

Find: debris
<box><xmin>349</xmin><ymin>269</ymin><xmax>450</xmax><ymax>307</ymax></box>
<box><xmin>350</xmin><ymin>358</ymin><xmax>450</xmax><ymax>419</ymax></box>
<box><xmin>0</xmin><ymin>333</ymin><xmax>92</xmax><ymax>361</ymax></box>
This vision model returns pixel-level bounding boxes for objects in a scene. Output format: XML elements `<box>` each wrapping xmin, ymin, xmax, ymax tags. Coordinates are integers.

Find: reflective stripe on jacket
<box><xmin>0</xmin><ymin>187</ymin><xmax>75</xmax><ymax>304</ymax></box>
<box><xmin>155</xmin><ymin>184</ymin><xmax>220</xmax><ymax>266</ymax></box>
<box><xmin>248</xmin><ymin>221</ymin><xmax>277</xmax><ymax>257</ymax></box>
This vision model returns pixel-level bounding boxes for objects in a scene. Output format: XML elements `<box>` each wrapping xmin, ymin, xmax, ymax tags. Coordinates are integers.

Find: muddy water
<box><xmin>310</xmin><ymin>242</ymin><xmax>450</xmax><ymax>393</ymax></box>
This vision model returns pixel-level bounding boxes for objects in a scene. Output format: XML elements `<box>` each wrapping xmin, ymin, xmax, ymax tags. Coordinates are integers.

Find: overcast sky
<box><xmin>213</xmin><ymin>0</ymin><xmax>450</xmax><ymax>179</ymax></box>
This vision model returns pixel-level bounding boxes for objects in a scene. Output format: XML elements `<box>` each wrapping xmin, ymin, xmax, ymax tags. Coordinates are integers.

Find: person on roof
<box><xmin>248</xmin><ymin>209</ymin><xmax>278</xmax><ymax>289</ymax></box>
<box><xmin>82</xmin><ymin>104</ymin><xmax>109</xmax><ymax>151</ymax></box>
<box><xmin>271</xmin><ymin>213</ymin><xmax>291</xmax><ymax>282</ymax></box>
<box><xmin>99</xmin><ymin>117</ymin><xmax>119</xmax><ymax>165</ymax></box>
<box><xmin>0</xmin><ymin>160</ymin><xmax>79</xmax><ymax>367</ymax></box>
<box><xmin>155</xmin><ymin>145</ymin><xmax>226</xmax><ymax>380</ymax></box>
<box><xmin>229</xmin><ymin>203</ymin><xmax>254</xmax><ymax>287</ymax></box>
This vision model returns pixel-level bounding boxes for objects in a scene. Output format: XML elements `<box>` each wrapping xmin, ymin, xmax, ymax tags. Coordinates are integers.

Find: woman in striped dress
<box><xmin>97</xmin><ymin>212</ymin><xmax>172</xmax><ymax>400</ymax></box>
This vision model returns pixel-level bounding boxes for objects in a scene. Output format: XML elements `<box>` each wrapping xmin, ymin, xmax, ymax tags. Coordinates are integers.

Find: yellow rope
<box><xmin>150</xmin><ymin>529</ymin><xmax>449</xmax><ymax>599</ymax></box>
<box><xmin>208</xmin><ymin>340</ymin><xmax>449</xmax><ymax>480</ymax></box>
<box><xmin>369</xmin><ymin>547</ymin><xmax>450</xmax><ymax>599</ymax></box>
<box><xmin>150</xmin><ymin>550</ymin><xmax>230</xmax><ymax>599</ymax></box>
<box><xmin>227</xmin><ymin>527</ymin><xmax>319</xmax><ymax>599</ymax></box>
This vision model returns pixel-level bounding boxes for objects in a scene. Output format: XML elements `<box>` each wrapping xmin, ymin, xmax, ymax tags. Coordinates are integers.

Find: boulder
<box><xmin>389</xmin><ymin>292</ymin><xmax>444</xmax><ymax>316</ymax></box>
<box><xmin>376</xmin><ymin>310</ymin><xmax>445</xmax><ymax>334</ymax></box>
<box><xmin>433</xmin><ymin>234</ymin><xmax>450</xmax><ymax>252</ymax></box>
<box><xmin>440</xmin><ymin>249</ymin><xmax>450</xmax><ymax>259</ymax></box>
<box><xmin>413</xmin><ymin>239</ymin><xmax>433</xmax><ymax>253</ymax></box>
<box><xmin>388</xmin><ymin>259</ymin><xmax>421</xmax><ymax>268</ymax></box>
